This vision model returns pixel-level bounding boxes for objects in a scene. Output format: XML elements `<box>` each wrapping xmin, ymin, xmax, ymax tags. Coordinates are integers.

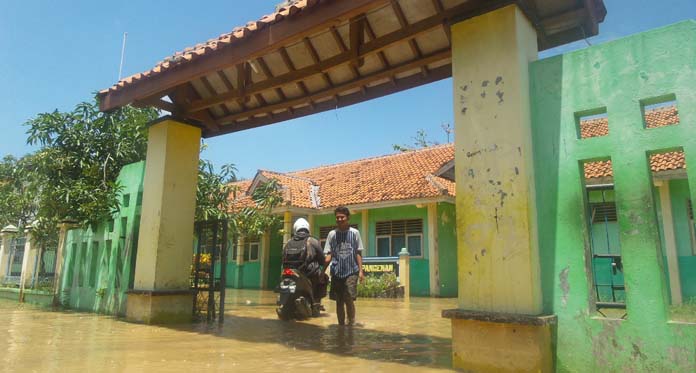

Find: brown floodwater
<box><xmin>0</xmin><ymin>290</ymin><xmax>457</xmax><ymax>372</ymax></box>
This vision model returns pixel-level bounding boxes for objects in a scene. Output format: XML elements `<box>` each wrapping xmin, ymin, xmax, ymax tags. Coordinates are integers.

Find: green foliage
<box><xmin>392</xmin><ymin>123</ymin><xmax>453</xmax><ymax>152</ymax></box>
<box><xmin>229</xmin><ymin>178</ymin><xmax>284</xmax><ymax>238</ymax></box>
<box><xmin>195</xmin><ymin>154</ymin><xmax>283</xmax><ymax>238</ymax></box>
<box><xmin>196</xmin><ymin>156</ymin><xmax>237</xmax><ymax>221</ymax></box>
<box><xmin>357</xmin><ymin>273</ymin><xmax>401</xmax><ymax>298</ymax></box>
<box><xmin>0</xmin><ymin>154</ymin><xmax>39</xmax><ymax>229</ymax></box>
<box><xmin>22</xmin><ymin>98</ymin><xmax>158</xmax><ymax>242</ymax></box>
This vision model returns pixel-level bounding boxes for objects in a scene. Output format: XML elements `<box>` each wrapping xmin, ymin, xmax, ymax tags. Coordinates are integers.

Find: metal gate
<box><xmin>192</xmin><ymin>220</ymin><xmax>229</xmax><ymax>322</ymax></box>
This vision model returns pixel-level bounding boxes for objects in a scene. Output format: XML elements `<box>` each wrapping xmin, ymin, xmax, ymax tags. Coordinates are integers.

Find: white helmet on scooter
<box><xmin>293</xmin><ymin>218</ymin><xmax>310</xmax><ymax>234</ymax></box>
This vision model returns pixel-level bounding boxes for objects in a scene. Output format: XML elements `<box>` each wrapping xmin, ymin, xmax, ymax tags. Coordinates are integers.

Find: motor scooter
<box><xmin>276</xmin><ymin>268</ymin><xmax>322</xmax><ymax>320</ymax></box>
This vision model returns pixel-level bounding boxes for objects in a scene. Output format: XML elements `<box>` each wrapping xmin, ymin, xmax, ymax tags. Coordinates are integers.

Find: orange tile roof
<box><xmin>579</xmin><ymin>106</ymin><xmax>679</xmax><ymax>139</ymax></box>
<box><xmin>100</xmin><ymin>0</ymin><xmax>320</xmax><ymax>95</ymax></box>
<box><xmin>228</xmin><ymin>144</ymin><xmax>455</xmax><ymax>211</ymax></box>
<box><xmin>644</xmin><ymin>106</ymin><xmax>680</xmax><ymax>128</ymax></box>
<box><xmin>582</xmin><ymin>106</ymin><xmax>685</xmax><ymax>179</ymax></box>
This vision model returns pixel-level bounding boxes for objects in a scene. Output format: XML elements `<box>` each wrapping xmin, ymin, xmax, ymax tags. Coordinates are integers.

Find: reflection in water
<box><xmin>0</xmin><ymin>290</ymin><xmax>456</xmax><ymax>372</ymax></box>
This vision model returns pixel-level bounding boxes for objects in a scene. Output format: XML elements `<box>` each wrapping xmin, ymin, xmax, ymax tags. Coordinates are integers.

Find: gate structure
<box><xmin>192</xmin><ymin>220</ymin><xmax>229</xmax><ymax>322</ymax></box>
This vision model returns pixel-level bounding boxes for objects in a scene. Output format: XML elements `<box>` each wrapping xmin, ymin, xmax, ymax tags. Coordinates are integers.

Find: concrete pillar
<box><xmin>0</xmin><ymin>225</ymin><xmax>19</xmax><ymax>284</ymax></box>
<box><xmin>19</xmin><ymin>226</ymin><xmax>38</xmax><ymax>299</ymax></box>
<box><xmin>657</xmin><ymin>180</ymin><xmax>682</xmax><ymax>304</ymax></box>
<box><xmin>53</xmin><ymin>222</ymin><xmax>76</xmax><ymax>305</ymax></box>
<box><xmin>282</xmin><ymin>211</ymin><xmax>292</xmax><ymax>245</ymax></box>
<box><xmin>398</xmin><ymin>248</ymin><xmax>410</xmax><ymax>299</ymax></box>
<box><xmin>260</xmin><ymin>231</ymin><xmax>270</xmax><ymax>289</ymax></box>
<box><xmin>126</xmin><ymin>118</ymin><xmax>201</xmax><ymax>324</ymax></box>
<box><xmin>235</xmin><ymin>236</ymin><xmax>245</xmax><ymax>288</ymax></box>
<box><xmin>444</xmin><ymin>5</ymin><xmax>554</xmax><ymax>371</ymax></box>
<box><xmin>427</xmin><ymin>203</ymin><xmax>440</xmax><ymax>296</ymax></box>
<box><xmin>361</xmin><ymin>211</ymin><xmax>369</xmax><ymax>255</ymax></box>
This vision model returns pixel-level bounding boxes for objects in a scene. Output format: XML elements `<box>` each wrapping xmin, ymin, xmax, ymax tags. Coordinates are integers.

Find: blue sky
<box><xmin>1</xmin><ymin>0</ymin><xmax>694</xmax><ymax>179</ymax></box>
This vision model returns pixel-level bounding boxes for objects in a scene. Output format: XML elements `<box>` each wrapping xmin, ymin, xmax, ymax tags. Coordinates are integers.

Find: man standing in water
<box><xmin>324</xmin><ymin>206</ymin><xmax>364</xmax><ymax>326</ymax></box>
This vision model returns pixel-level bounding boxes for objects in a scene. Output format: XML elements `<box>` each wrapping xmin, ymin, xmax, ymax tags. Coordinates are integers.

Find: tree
<box><xmin>0</xmin><ymin>154</ymin><xmax>40</xmax><ymax>229</ymax></box>
<box><xmin>26</xmin><ymin>100</ymin><xmax>157</xmax><ymax>223</ymax></box>
<box><xmin>392</xmin><ymin>123</ymin><xmax>453</xmax><ymax>152</ymax></box>
<box><xmin>229</xmin><ymin>179</ymin><xmax>284</xmax><ymax>238</ymax></box>
<box><xmin>23</xmin><ymin>98</ymin><xmax>158</xmax><ymax>242</ymax></box>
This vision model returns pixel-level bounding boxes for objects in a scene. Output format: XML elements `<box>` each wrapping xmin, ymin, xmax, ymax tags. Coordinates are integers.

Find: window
<box><xmin>584</xmin><ymin>177</ymin><xmax>626</xmax><ymax>316</ymax></box>
<box><xmin>319</xmin><ymin>224</ymin><xmax>358</xmax><ymax>248</ymax></box>
<box><xmin>122</xmin><ymin>194</ymin><xmax>130</xmax><ymax>207</ymax></box>
<box><xmin>641</xmin><ymin>94</ymin><xmax>679</xmax><ymax>129</ymax></box>
<box><xmin>375</xmin><ymin>219</ymin><xmax>423</xmax><ymax>257</ymax></box>
<box><xmin>246</xmin><ymin>242</ymin><xmax>260</xmax><ymax>262</ymax></box>
<box><xmin>230</xmin><ymin>240</ymin><xmax>260</xmax><ymax>262</ymax></box>
<box><xmin>576</xmin><ymin>107</ymin><xmax>608</xmax><ymax>139</ymax></box>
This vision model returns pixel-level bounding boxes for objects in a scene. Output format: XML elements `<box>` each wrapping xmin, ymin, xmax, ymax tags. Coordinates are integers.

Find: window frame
<box><xmin>245</xmin><ymin>241</ymin><xmax>260</xmax><ymax>262</ymax></box>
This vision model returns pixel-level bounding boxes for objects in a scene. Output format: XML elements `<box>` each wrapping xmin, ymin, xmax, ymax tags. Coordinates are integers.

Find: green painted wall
<box><xmin>311</xmin><ymin>204</ymin><xmax>458</xmax><ymax>297</ymax></box>
<box><xmin>368</xmin><ymin>205</ymin><xmax>430</xmax><ymax>296</ymax></box>
<box><xmin>437</xmin><ymin>202</ymin><xmax>458</xmax><ymax>297</ymax></box>
<box><xmin>60</xmin><ymin>161</ymin><xmax>144</xmax><ymax>316</ymax></box>
<box><xmin>531</xmin><ymin>21</ymin><xmax>696</xmax><ymax>371</ymax></box>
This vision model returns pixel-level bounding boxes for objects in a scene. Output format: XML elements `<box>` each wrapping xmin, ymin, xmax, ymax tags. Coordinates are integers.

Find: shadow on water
<box><xmin>167</xmin><ymin>314</ymin><xmax>452</xmax><ymax>370</ymax></box>
<box><xmin>163</xmin><ymin>289</ymin><xmax>454</xmax><ymax>370</ymax></box>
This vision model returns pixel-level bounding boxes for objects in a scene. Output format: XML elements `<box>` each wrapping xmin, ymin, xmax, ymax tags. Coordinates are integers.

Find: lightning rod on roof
<box><xmin>118</xmin><ymin>32</ymin><xmax>128</xmax><ymax>80</ymax></box>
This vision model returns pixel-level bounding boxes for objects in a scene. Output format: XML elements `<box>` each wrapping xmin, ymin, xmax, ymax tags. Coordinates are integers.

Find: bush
<box><xmin>357</xmin><ymin>273</ymin><xmax>402</xmax><ymax>298</ymax></box>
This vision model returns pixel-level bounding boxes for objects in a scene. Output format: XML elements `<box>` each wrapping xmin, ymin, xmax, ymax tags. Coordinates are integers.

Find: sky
<box><xmin>1</xmin><ymin>0</ymin><xmax>695</xmax><ymax>180</ymax></box>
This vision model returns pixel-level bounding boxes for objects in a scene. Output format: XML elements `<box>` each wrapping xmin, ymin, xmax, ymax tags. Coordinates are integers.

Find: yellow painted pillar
<box><xmin>283</xmin><ymin>211</ymin><xmax>292</xmax><ymax>245</ymax></box>
<box><xmin>235</xmin><ymin>236</ymin><xmax>245</xmax><ymax>288</ymax></box>
<box><xmin>657</xmin><ymin>180</ymin><xmax>682</xmax><ymax>304</ymax></box>
<box><xmin>361</xmin><ymin>211</ymin><xmax>369</xmax><ymax>255</ymax></box>
<box><xmin>427</xmin><ymin>203</ymin><xmax>440</xmax><ymax>296</ymax></box>
<box><xmin>444</xmin><ymin>5</ymin><xmax>554</xmax><ymax>371</ymax></box>
<box><xmin>126</xmin><ymin>118</ymin><xmax>201</xmax><ymax>324</ymax></box>
<box><xmin>0</xmin><ymin>225</ymin><xmax>18</xmax><ymax>284</ymax></box>
<box><xmin>260</xmin><ymin>231</ymin><xmax>270</xmax><ymax>289</ymax></box>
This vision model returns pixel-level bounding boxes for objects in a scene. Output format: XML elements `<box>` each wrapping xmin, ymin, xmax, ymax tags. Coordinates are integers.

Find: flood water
<box><xmin>0</xmin><ymin>290</ymin><xmax>457</xmax><ymax>372</ymax></box>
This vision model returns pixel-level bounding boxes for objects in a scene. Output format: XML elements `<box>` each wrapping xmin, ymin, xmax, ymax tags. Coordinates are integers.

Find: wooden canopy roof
<box><xmin>98</xmin><ymin>0</ymin><xmax>606</xmax><ymax>138</ymax></box>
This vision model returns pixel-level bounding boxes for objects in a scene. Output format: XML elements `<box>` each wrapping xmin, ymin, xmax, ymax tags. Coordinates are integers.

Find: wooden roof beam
<box><xmin>186</xmin><ymin>0</ymin><xmax>514</xmax><ymax>114</ymax></box>
<box><xmin>99</xmin><ymin>0</ymin><xmax>391</xmax><ymax>112</ymax></box>
<box><xmin>303</xmin><ymin>37</ymin><xmax>334</xmax><ymax>88</ymax></box>
<box><xmin>330</xmin><ymin>26</ymin><xmax>361</xmax><ymax>79</ymax></box>
<box><xmin>215</xmin><ymin>48</ymin><xmax>450</xmax><ymax>125</ymax></box>
<box><xmin>389</xmin><ymin>0</ymin><xmax>427</xmax><ymax>77</ymax></box>
<box><xmin>218</xmin><ymin>63</ymin><xmax>451</xmax><ymax>136</ymax></box>
<box><xmin>255</xmin><ymin>57</ymin><xmax>290</xmax><ymax>106</ymax></box>
<box><xmin>349</xmin><ymin>15</ymin><xmax>365</xmax><ymax>68</ymax></box>
<box><xmin>169</xmin><ymin>83</ymin><xmax>220</xmax><ymax>135</ymax></box>
<box><xmin>278</xmin><ymin>47</ymin><xmax>313</xmax><ymax>109</ymax></box>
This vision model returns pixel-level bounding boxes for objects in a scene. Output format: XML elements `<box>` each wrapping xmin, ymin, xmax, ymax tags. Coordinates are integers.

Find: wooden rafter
<box><xmin>170</xmin><ymin>83</ymin><xmax>220</xmax><ymax>134</ymax></box>
<box><xmin>219</xmin><ymin>63</ymin><xmax>451</xmax><ymax>135</ymax></box>
<box><xmin>100</xmin><ymin>0</ymin><xmax>390</xmax><ymax>112</ymax></box>
<box><xmin>215</xmin><ymin>48</ymin><xmax>450</xmax><ymax>125</ymax></box>
<box><xmin>216</xmin><ymin>71</ymin><xmax>247</xmax><ymax>111</ymax></box>
<box><xmin>330</xmin><ymin>26</ymin><xmax>361</xmax><ymax>79</ymax></box>
<box><xmin>184</xmin><ymin>2</ymin><xmax>483</xmax><ymax>114</ymax></box>
<box><xmin>303</xmin><ymin>37</ymin><xmax>334</xmax><ymax>88</ymax></box>
<box><xmin>349</xmin><ymin>15</ymin><xmax>365</xmax><ymax>68</ymax></box>
<box><xmin>390</xmin><ymin>0</ymin><xmax>427</xmax><ymax>77</ymax></box>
